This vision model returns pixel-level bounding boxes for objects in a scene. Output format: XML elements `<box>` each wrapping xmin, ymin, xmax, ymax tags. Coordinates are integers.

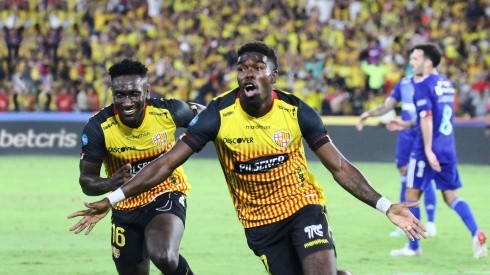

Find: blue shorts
<box><xmin>395</xmin><ymin>133</ymin><xmax>415</xmax><ymax>168</ymax></box>
<box><xmin>406</xmin><ymin>155</ymin><xmax>462</xmax><ymax>191</ymax></box>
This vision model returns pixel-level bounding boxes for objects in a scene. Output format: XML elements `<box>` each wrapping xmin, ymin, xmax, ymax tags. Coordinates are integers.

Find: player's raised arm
<box><xmin>356</xmin><ymin>97</ymin><xmax>397</xmax><ymax>131</ymax></box>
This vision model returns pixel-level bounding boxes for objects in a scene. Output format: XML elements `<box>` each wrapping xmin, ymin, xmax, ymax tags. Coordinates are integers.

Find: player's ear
<box><xmin>145</xmin><ymin>84</ymin><xmax>150</xmax><ymax>99</ymax></box>
<box><xmin>270</xmin><ymin>70</ymin><xmax>278</xmax><ymax>84</ymax></box>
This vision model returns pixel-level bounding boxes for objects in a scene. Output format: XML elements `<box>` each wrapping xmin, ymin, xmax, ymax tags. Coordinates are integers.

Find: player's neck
<box><xmin>423</xmin><ymin>68</ymin><xmax>438</xmax><ymax>77</ymax></box>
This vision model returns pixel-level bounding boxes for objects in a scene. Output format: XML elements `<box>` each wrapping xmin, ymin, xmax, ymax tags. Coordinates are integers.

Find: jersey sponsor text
<box><xmin>234</xmin><ymin>153</ymin><xmax>289</xmax><ymax>174</ymax></box>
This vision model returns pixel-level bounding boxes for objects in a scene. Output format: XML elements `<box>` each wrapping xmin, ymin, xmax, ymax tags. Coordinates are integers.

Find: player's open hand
<box><xmin>67</xmin><ymin>208</ymin><xmax>110</xmax><ymax>235</ymax></box>
<box><xmin>386</xmin><ymin>201</ymin><xmax>427</xmax><ymax>241</ymax></box>
<box><xmin>385</xmin><ymin>119</ymin><xmax>410</xmax><ymax>132</ymax></box>
<box><xmin>356</xmin><ymin>112</ymin><xmax>369</xmax><ymax>131</ymax></box>
<box><xmin>67</xmin><ymin>199</ymin><xmax>112</xmax><ymax>232</ymax></box>
<box><xmin>425</xmin><ymin>150</ymin><xmax>441</xmax><ymax>172</ymax></box>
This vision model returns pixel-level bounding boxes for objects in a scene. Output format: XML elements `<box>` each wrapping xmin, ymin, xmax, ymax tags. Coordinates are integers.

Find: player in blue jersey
<box><xmin>389</xmin><ymin>44</ymin><xmax>487</xmax><ymax>258</ymax></box>
<box><xmin>357</xmin><ymin>75</ymin><xmax>437</xmax><ymax>238</ymax></box>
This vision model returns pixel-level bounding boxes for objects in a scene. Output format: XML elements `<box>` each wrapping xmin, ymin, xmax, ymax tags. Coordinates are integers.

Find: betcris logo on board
<box><xmin>0</xmin><ymin>128</ymin><xmax>78</xmax><ymax>149</ymax></box>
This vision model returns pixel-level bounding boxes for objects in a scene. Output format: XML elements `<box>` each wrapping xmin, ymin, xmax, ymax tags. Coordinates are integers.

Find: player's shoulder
<box><xmin>435</xmin><ymin>74</ymin><xmax>452</xmax><ymax>83</ymax></box>
<box><xmin>148</xmin><ymin>97</ymin><xmax>187</xmax><ymax>109</ymax></box>
<box><xmin>208</xmin><ymin>88</ymin><xmax>239</xmax><ymax>111</ymax></box>
<box><xmin>426</xmin><ymin>73</ymin><xmax>447</xmax><ymax>82</ymax></box>
<box><xmin>399</xmin><ymin>76</ymin><xmax>412</xmax><ymax>85</ymax></box>
<box><xmin>88</xmin><ymin>104</ymin><xmax>115</xmax><ymax>125</ymax></box>
<box><xmin>275</xmin><ymin>89</ymin><xmax>302</xmax><ymax>107</ymax></box>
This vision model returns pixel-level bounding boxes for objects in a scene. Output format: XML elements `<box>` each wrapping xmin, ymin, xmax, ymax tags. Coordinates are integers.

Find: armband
<box><xmin>419</xmin><ymin>110</ymin><xmax>432</xmax><ymax>118</ymax></box>
<box><xmin>106</xmin><ymin>188</ymin><xmax>126</xmax><ymax>206</ymax></box>
<box><xmin>376</xmin><ymin>196</ymin><xmax>393</xmax><ymax>214</ymax></box>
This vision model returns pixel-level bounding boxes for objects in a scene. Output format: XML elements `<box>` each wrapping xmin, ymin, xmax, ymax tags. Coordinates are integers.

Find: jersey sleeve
<box><xmin>80</xmin><ymin>119</ymin><xmax>106</xmax><ymax>164</ymax></box>
<box><xmin>390</xmin><ymin>80</ymin><xmax>402</xmax><ymax>101</ymax></box>
<box><xmin>180</xmin><ymin>100</ymin><xmax>220</xmax><ymax>152</ymax></box>
<box><xmin>165</xmin><ymin>99</ymin><xmax>197</xmax><ymax>128</ymax></box>
<box><xmin>298</xmin><ymin>101</ymin><xmax>331</xmax><ymax>151</ymax></box>
<box><xmin>414</xmin><ymin>82</ymin><xmax>433</xmax><ymax>116</ymax></box>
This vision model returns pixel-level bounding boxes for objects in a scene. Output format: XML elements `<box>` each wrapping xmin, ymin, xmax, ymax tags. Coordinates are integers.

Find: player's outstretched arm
<box><xmin>70</xmin><ymin>140</ymin><xmax>195</xmax><ymax>217</ymax></box>
<box><xmin>118</xmin><ymin>140</ymin><xmax>194</xmax><ymax>199</ymax></box>
<box><xmin>385</xmin><ymin>119</ymin><xmax>414</xmax><ymax>132</ymax></box>
<box><xmin>356</xmin><ymin>97</ymin><xmax>397</xmax><ymax>131</ymax></box>
<box><xmin>314</xmin><ymin>142</ymin><xmax>427</xmax><ymax>240</ymax></box>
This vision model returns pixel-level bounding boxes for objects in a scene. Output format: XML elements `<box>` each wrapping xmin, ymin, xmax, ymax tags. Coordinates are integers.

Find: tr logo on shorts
<box><xmin>304</xmin><ymin>224</ymin><xmax>324</xmax><ymax>239</ymax></box>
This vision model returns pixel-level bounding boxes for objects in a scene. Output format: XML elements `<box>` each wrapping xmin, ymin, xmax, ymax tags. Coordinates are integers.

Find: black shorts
<box><xmin>245</xmin><ymin>204</ymin><xmax>335</xmax><ymax>275</ymax></box>
<box><xmin>110</xmin><ymin>191</ymin><xmax>187</xmax><ymax>268</ymax></box>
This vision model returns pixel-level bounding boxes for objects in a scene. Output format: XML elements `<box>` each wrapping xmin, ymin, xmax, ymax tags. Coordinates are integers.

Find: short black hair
<box><xmin>237</xmin><ymin>41</ymin><xmax>278</xmax><ymax>71</ymax></box>
<box><xmin>108</xmin><ymin>59</ymin><xmax>148</xmax><ymax>79</ymax></box>
<box><xmin>410</xmin><ymin>44</ymin><xmax>442</xmax><ymax>67</ymax></box>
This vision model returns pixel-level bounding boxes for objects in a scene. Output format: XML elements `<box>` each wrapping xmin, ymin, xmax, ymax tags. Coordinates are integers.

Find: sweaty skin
<box><xmin>111</xmin><ymin>75</ymin><xmax>149</xmax><ymax>128</ymax></box>
<box><xmin>237</xmin><ymin>52</ymin><xmax>277</xmax><ymax>117</ymax></box>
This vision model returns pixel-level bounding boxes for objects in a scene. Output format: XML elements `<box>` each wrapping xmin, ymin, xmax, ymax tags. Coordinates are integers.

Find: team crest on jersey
<box><xmin>112</xmin><ymin>246</ymin><xmax>120</xmax><ymax>258</ymax></box>
<box><xmin>152</xmin><ymin>132</ymin><xmax>168</xmax><ymax>148</ymax></box>
<box><xmin>273</xmin><ymin>130</ymin><xmax>291</xmax><ymax>148</ymax></box>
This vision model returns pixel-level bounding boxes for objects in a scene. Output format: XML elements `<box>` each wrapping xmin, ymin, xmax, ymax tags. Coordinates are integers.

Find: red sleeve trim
<box><xmin>180</xmin><ymin>134</ymin><xmax>203</xmax><ymax>152</ymax></box>
<box><xmin>310</xmin><ymin>135</ymin><xmax>331</xmax><ymax>151</ymax></box>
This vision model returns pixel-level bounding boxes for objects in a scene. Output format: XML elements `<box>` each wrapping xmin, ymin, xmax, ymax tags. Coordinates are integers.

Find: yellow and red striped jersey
<box><xmin>182</xmin><ymin>89</ymin><xmax>331</xmax><ymax>228</ymax></box>
<box><xmin>81</xmin><ymin>98</ymin><xmax>195</xmax><ymax>210</ymax></box>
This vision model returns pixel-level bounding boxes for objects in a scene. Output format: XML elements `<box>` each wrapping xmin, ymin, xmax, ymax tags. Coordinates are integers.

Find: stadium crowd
<box><xmin>0</xmin><ymin>0</ymin><xmax>489</xmax><ymax>118</ymax></box>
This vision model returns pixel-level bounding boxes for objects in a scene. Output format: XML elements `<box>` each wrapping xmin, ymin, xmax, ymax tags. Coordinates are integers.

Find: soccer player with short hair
<box><xmin>70</xmin><ymin>42</ymin><xmax>427</xmax><ymax>274</ymax></box>
<box><xmin>69</xmin><ymin>59</ymin><xmax>203</xmax><ymax>274</ymax></box>
<box><xmin>389</xmin><ymin>44</ymin><xmax>487</xmax><ymax>258</ymax></box>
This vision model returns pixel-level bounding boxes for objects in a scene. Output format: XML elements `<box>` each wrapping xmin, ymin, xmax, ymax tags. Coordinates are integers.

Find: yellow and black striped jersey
<box><xmin>81</xmin><ymin>98</ymin><xmax>195</xmax><ymax>210</ymax></box>
<box><xmin>181</xmin><ymin>89</ymin><xmax>331</xmax><ymax>228</ymax></box>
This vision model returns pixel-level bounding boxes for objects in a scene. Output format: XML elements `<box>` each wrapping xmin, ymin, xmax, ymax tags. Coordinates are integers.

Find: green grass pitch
<box><xmin>1</xmin><ymin>156</ymin><xmax>488</xmax><ymax>274</ymax></box>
